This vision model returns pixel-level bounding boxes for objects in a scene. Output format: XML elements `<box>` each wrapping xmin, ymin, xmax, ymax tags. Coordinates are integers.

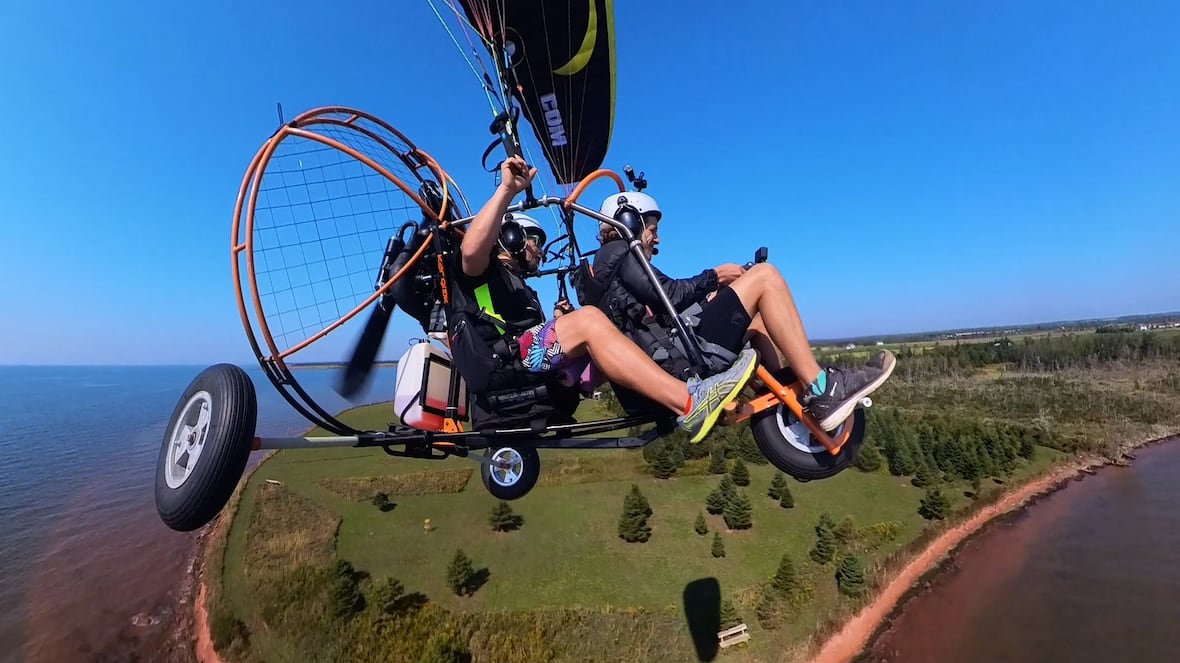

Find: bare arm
<box><xmin>461</xmin><ymin>156</ymin><xmax>536</xmax><ymax>277</ymax></box>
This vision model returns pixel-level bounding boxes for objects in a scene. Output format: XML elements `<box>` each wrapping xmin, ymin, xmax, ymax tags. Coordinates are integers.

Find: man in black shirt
<box><xmin>450</xmin><ymin>156</ymin><xmax>758</xmax><ymax>444</ymax></box>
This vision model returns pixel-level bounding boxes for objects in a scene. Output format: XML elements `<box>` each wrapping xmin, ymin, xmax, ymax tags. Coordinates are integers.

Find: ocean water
<box><xmin>0</xmin><ymin>364</ymin><xmax>399</xmax><ymax>663</ymax></box>
<box><xmin>860</xmin><ymin>437</ymin><xmax>1180</xmax><ymax>663</ymax></box>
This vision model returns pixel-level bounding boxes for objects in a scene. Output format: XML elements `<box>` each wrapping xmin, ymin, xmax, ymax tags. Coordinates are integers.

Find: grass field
<box><xmin>215</xmin><ymin>393</ymin><xmax>1069</xmax><ymax>662</ymax></box>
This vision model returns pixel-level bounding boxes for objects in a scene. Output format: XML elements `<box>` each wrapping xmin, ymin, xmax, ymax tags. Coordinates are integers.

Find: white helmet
<box><xmin>502</xmin><ymin>212</ymin><xmax>547</xmax><ymax>247</ymax></box>
<box><xmin>598</xmin><ymin>191</ymin><xmax>662</xmax><ymax>222</ymax></box>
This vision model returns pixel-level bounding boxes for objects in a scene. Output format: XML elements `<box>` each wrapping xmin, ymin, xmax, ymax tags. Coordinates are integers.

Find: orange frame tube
<box><xmin>230</xmin><ymin>107</ymin><xmax>461</xmax><ymax>371</ymax></box>
<box><xmin>728</xmin><ymin>366</ymin><xmax>855</xmax><ymax>456</ymax></box>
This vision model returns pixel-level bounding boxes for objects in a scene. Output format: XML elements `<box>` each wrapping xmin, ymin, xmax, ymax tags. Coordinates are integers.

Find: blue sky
<box><xmin>0</xmin><ymin>0</ymin><xmax>1176</xmax><ymax>366</ymax></box>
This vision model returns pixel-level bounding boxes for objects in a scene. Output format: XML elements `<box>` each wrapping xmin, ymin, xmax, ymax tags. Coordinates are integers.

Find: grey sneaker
<box><xmin>803</xmin><ymin>350</ymin><xmax>897</xmax><ymax>431</ymax></box>
<box><xmin>677</xmin><ymin>348</ymin><xmax>760</xmax><ymax>443</ymax></box>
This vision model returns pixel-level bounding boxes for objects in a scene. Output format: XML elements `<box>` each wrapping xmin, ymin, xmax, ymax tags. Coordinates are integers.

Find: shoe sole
<box><xmin>689</xmin><ymin>355</ymin><xmax>760</xmax><ymax>444</ymax></box>
<box><xmin>817</xmin><ymin>352</ymin><xmax>898</xmax><ymax>432</ymax></box>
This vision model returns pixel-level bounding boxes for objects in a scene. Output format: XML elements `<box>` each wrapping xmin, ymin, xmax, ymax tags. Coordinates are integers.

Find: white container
<box><xmin>394</xmin><ymin>340</ymin><xmax>468</xmax><ymax>431</ymax></box>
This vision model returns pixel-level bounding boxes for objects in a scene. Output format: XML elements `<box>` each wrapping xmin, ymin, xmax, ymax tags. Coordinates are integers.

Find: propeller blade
<box><xmin>336</xmin><ymin>296</ymin><xmax>395</xmax><ymax>400</ymax></box>
<box><xmin>335</xmin><ymin>234</ymin><xmax>406</xmax><ymax>400</ymax></box>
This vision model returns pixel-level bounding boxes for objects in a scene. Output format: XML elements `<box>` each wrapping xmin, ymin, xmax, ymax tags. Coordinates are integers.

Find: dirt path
<box><xmin>194</xmin><ymin>582</ymin><xmax>224</xmax><ymax>663</ymax></box>
<box><xmin>807</xmin><ymin>459</ymin><xmax>1098</xmax><ymax>663</ymax></box>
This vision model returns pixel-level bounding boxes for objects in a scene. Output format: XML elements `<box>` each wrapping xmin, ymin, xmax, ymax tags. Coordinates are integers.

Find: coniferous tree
<box><xmin>628</xmin><ymin>484</ymin><xmax>652</xmax><ymax>516</ymax></box>
<box><xmin>668</xmin><ymin>442</ymin><xmax>685</xmax><ymax>470</ymax></box>
<box><xmin>854</xmin><ymin>442</ymin><xmax>883</xmax><ymax>473</ymax></box>
<box><xmin>694</xmin><ymin>511</ymin><xmax>708</xmax><ymax>536</ymax></box>
<box><xmin>370</xmin><ymin>577</ymin><xmax>405</xmax><ymax>618</ymax></box>
<box><xmin>735</xmin><ymin>430</ymin><xmax>767</xmax><ymax>465</ymax></box>
<box><xmin>730</xmin><ymin>458</ymin><xmax>750</xmax><ymax>486</ymax></box>
<box><xmin>778</xmin><ymin>486</ymin><xmax>795</xmax><ymax>509</ymax></box>
<box><xmin>723</xmin><ymin>490</ymin><xmax>753</xmax><ymax>530</ymax></box>
<box><xmin>446</xmin><ymin>549</ymin><xmax>475</xmax><ymax>596</ymax></box>
<box><xmin>372</xmin><ymin>492</ymin><xmax>391</xmax><ymax>511</ymax></box>
<box><xmin>887</xmin><ymin>440</ymin><xmax>917</xmax><ymax>476</ymax></box>
<box><xmin>767</xmin><ymin>472</ymin><xmax>787</xmax><ymax>500</ymax></box>
<box><xmin>835</xmin><ymin>553</ymin><xmax>867</xmax><ymax>597</ymax></box>
<box><xmin>709</xmin><ymin>446</ymin><xmax>728</xmax><ymax>474</ymax></box>
<box><xmin>1019</xmin><ymin>436</ymin><xmax>1037</xmax><ymax>460</ymax></box>
<box><xmin>912</xmin><ymin>459</ymin><xmax>934</xmax><ymax>488</ymax></box>
<box><xmin>918</xmin><ymin>486</ymin><xmax>951</xmax><ymax>520</ymax></box>
<box><xmin>719</xmin><ymin>598</ymin><xmax>740</xmax><ymax>629</ymax></box>
<box><xmin>771</xmin><ymin>553</ymin><xmax>801</xmax><ymax>598</ymax></box>
<box><xmin>815</xmin><ymin>512</ymin><xmax>836</xmax><ymax>535</ymax></box>
<box><xmin>619</xmin><ymin>486</ymin><xmax>653</xmax><ymax>542</ymax></box>
<box><xmin>706</xmin><ymin>487</ymin><xmax>727</xmax><ymax>515</ymax></box>
<box><xmin>834</xmin><ymin>516</ymin><xmax>856</xmax><ymax>547</ymax></box>
<box><xmin>650</xmin><ymin>444</ymin><xmax>676</xmax><ymax>479</ymax></box>
<box><xmin>976</xmin><ymin>445</ymin><xmax>995</xmax><ymax>479</ymax></box>
<box><xmin>810</xmin><ymin>526</ymin><xmax>836</xmax><ymax>564</ymax></box>
<box><xmin>711</xmin><ymin>531</ymin><xmax>726</xmax><ymax>558</ymax></box>
<box><xmin>719</xmin><ymin>474</ymin><xmax>738</xmax><ymax>503</ymax></box>
<box><xmin>330</xmin><ymin>560</ymin><xmax>364</xmax><ymax>619</ymax></box>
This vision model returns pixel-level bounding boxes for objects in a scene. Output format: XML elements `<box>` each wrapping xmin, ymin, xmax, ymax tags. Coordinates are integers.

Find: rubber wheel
<box><xmin>155</xmin><ymin>363</ymin><xmax>257</xmax><ymax>532</ymax></box>
<box><xmin>751</xmin><ymin>406</ymin><xmax>865</xmax><ymax>482</ymax></box>
<box><xmin>749</xmin><ymin>367</ymin><xmax>866</xmax><ymax>482</ymax></box>
<box><xmin>479</xmin><ymin>446</ymin><xmax>540</xmax><ymax>500</ymax></box>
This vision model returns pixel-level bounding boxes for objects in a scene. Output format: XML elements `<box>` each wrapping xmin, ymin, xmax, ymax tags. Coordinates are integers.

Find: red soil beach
<box><xmin>808</xmin><ymin>435</ymin><xmax>1175</xmax><ymax>663</ymax></box>
<box><xmin>183</xmin><ymin>439</ymin><xmax>1172</xmax><ymax>663</ymax></box>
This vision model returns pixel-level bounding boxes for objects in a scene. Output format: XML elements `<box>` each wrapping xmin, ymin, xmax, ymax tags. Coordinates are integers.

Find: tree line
<box><xmin>829</xmin><ymin>331</ymin><xmax>1180</xmax><ymax>379</ymax></box>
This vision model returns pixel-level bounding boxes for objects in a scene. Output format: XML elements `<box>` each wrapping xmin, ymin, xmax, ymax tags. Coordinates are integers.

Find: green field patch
<box><xmin>243</xmin><ymin>481</ymin><xmax>340</xmax><ymax>586</ymax></box>
<box><xmin>318</xmin><ymin>468</ymin><xmax>474</xmax><ymax>501</ymax></box>
<box><xmin>534</xmin><ymin>449</ymin><xmax>648</xmax><ymax>486</ymax></box>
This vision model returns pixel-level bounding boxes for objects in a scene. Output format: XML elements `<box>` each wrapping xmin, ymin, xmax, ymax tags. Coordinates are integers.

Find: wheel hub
<box><xmin>774</xmin><ymin>405</ymin><xmax>845</xmax><ymax>454</ymax></box>
<box><xmin>488</xmin><ymin>447</ymin><xmax>524</xmax><ymax>487</ymax></box>
<box><xmin>165</xmin><ymin>391</ymin><xmax>213</xmax><ymax>489</ymax></box>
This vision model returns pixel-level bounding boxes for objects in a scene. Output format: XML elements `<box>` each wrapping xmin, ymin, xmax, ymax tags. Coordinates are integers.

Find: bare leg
<box><xmin>725</xmin><ymin>263</ymin><xmax>822</xmax><ymax>385</ymax></box>
<box><xmin>552</xmin><ymin>307</ymin><xmax>689</xmax><ymax>413</ymax></box>
<box><xmin>744</xmin><ymin>313</ymin><xmax>783</xmax><ymax>371</ymax></box>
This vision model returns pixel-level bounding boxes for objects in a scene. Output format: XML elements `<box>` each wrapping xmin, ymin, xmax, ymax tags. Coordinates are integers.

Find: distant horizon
<box><xmin>3</xmin><ymin>308</ymin><xmax>1176</xmax><ymax>368</ymax></box>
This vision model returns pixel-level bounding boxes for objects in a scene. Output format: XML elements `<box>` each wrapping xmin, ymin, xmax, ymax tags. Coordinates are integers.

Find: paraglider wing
<box><xmin>456</xmin><ymin>0</ymin><xmax>617</xmax><ymax>186</ymax></box>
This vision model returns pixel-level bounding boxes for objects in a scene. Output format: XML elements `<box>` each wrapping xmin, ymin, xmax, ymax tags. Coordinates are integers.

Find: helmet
<box><xmin>500</xmin><ymin>212</ymin><xmax>549</xmax><ymax>259</ymax></box>
<box><xmin>598</xmin><ymin>191</ymin><xmax>661</xmax><ymax>239</ymax></box>
<box><xmin>598</xmin><ymin>191</ymin><xmax>662</xmax><ymax>222</ymax></box>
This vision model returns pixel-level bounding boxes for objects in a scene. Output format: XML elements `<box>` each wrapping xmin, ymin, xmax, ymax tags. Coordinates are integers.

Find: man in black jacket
<box><xmin>450</xmin><ymin>156</ymin><xmax>759</xmax><ymax>443</ymax></box>
<box><xmin>592</xmin><ymin>191</ymin><xmax>895</xmax><ymax>432</ymax></box>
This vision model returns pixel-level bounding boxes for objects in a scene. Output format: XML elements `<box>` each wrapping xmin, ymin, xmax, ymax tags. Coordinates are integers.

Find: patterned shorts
<box><xmin>517</xmin><ymin>319</ymin><xmax>596</xmax><ymax>388</ymax></box>
<box><xmin>517</xmin><ymin>319</ymin><xmax>570</xmax><ymax>373</ymax></box>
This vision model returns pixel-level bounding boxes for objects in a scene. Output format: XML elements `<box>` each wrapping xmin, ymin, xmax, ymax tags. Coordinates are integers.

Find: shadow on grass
<box><xmin>683</xmin><ymin>577</ymin><xmax>721</xmax><ymax>662</ymax></box>
<box><xmin>466</xmin><ymin>568</ymin><xmax>491</xmax><ymax>595</ymax></box>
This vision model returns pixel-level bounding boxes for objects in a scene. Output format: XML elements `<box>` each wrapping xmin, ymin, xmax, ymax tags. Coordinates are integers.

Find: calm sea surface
<box><xmin>860</xmin><ymin>436</ymin><xmax>1180</xmax><ymax>663</ymax></box>
<box><xmin>0</xmin><ymin>364</ymin><xmax>399</xmax><ymax>663</ymax></box>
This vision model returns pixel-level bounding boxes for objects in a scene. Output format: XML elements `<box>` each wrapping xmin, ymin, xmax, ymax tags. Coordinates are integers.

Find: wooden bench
<box><xmin>718</xmin><ymin>623</ymin><xmax>750</xmax><ymax>649</ymax></box>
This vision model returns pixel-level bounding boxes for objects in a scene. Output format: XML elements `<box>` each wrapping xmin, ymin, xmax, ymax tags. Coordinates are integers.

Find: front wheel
<box><xmin>479</xmin><ymin>446</ymin><xmax>540</xmax><ymax>500</ymax></box>
<box><xmin>750</xmin><ymin>403</ymin><xmax>866</xmax><ymax>483</ymax></box>
<box><xmin>155</xmin><ymin>363</ymin><xmax>257</xmax><ymax>531</ymax></box>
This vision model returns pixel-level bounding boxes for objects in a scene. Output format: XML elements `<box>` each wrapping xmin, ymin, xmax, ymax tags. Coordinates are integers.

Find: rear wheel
<box><xmin>751</xmin><ymin>406</ymin><xmax>865</xmax><ymax>482</ymax></box>
<box><xmin>749</xmin><ymin>368</ymin><xmax>866</xmax><ymax>482</ymax></box>
<box><xmin>479</xmin><ymin>446</ymin><xmax>540</xmax><ymax>500</ymax></box>
<box><xmin>155</xmin><ymin>363</ymin><xmax>257</xmax><ymax>531</ymax></box>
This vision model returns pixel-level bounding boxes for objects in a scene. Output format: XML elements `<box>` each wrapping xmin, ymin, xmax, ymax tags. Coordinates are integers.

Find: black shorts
<box><xmin>694</xmin><ymin>287</ymin><xmax>751</xmax><ymax>355</ymax></box>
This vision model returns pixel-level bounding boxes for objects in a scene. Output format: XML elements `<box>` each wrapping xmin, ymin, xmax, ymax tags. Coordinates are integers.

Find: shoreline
<box><xmin>180</xmin><ymin>433</ymin><xmax>1177</xmax><ymax>663</ymax></box>
<box><xmin>806</xmin><ymin>432</ymin><xmax>1178</xmax><ymax>663</ymax></box>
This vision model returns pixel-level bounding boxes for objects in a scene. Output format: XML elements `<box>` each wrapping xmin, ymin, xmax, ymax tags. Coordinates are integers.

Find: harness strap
<box><xmin>474</xmin><ymin>283</ymin><xmax>505</xmax><ymax>325</ymax></box>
